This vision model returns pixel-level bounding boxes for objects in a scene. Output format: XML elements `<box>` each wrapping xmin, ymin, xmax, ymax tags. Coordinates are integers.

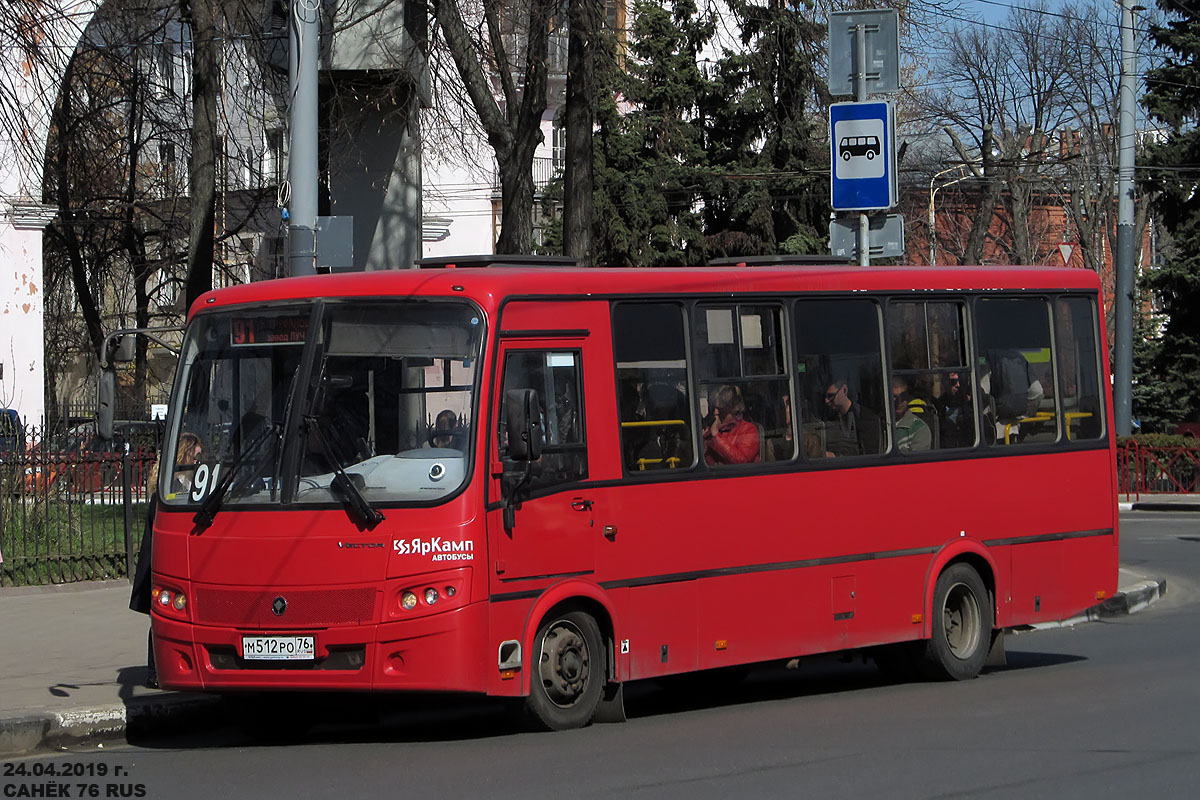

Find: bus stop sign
<box><xmin>830</xmin><ymin>101</ymin><xmax>896</xmax><ymax>211</ymax></box>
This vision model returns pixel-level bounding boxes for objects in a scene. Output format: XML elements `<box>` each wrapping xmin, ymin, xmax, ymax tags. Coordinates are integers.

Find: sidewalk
<box><xmin>0</xmin><ymin>581</ymin><xmax>222</xmax><ymax>758</ymax></box>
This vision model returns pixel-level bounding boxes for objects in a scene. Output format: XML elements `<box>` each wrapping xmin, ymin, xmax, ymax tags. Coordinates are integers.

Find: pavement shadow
<box><xmin>43</xmin><ymin>665</ymin><xmax>149</xmax><ymax>705</ymax></box>
<box><xmin>117</xmin><ymin>664</ymin><xmax>152</xmax><ymax>703</ymax></box>
<box><xmin>123</xmin><ymin>651</ymin><xmax>1089</xmax><ymax>750</ymax></box>
<box><xmin>987</xmin><ymin>650</ymin><xmax>1086</xmax><ymax>671</ymax></box>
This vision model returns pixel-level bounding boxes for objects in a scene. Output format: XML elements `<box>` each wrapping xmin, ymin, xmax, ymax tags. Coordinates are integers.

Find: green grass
<box><xmin>0</xmin><ymin>498</ymin><xmax>150</xmax><ymax>587</ymax></box>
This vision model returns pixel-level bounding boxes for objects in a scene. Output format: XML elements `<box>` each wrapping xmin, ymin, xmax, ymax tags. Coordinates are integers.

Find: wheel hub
<box><xmin>942</xmin><ymin>581</ymin><xmax>982</xmax><ymax>660</ymax></box>
<box><xmin>538</xmin><ymin>620</ymin><xmax>591</xmax><ymax>708</ymax></box>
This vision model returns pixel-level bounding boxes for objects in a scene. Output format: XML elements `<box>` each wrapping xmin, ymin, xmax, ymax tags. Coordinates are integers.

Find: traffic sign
<box><xmin>830</xmin><ymin>214</ymin><xmax>905</xmax><ymax>260</ymax></box>
<box><xmin>830</xmin><ymin>101</ymin><xmax>896</xmax><ymax>211</ymax></box>
<box><xmin>828</xmin><ymin>9</ymin><xmax>900</xmax><ymax>96</ymax></box>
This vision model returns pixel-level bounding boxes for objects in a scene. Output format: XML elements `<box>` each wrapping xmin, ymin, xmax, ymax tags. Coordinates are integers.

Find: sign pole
<box><xmin>855</xmin><ymin>24</ymin><xmax>870</xmax><ymax>266</ymax></box>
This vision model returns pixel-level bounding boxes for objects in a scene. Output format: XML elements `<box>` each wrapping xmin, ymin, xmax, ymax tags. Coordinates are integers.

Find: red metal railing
<box><xmin>1118</xmin><ymin>440</ymin><xmax>1200</xmax><ymax>497</ymax></box>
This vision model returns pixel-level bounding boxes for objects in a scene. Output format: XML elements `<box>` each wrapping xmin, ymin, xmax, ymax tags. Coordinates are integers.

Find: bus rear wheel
<box><xmin>524</xmin><ymin>610</ymin><xmax>604</xmax><ymax>731</ymax></box>
<box><xmin>921</xmin><ymin>563</ymin><xmax>992</xmax><ymax>681</ymax></box>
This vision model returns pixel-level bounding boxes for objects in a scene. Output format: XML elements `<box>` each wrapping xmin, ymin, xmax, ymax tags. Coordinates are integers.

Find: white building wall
<box><xmin>1</xmin><ymin>0</ymin><xmax>98</xmax><ymax>425</ymax></box>
<box><xmin>422</xmin><ymin>157</ymin><xmax>498</xmax><ymax>259</ymax></box>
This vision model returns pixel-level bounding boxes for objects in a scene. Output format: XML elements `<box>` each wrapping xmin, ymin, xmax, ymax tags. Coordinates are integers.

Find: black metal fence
<box><xmin>0</xmin><ymin>422</ymin><xmax>160</xmax><ymax>587</ymax></box>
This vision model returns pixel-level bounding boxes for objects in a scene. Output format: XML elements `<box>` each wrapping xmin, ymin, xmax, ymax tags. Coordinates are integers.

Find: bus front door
<box><xmin>488</xmin><ymin>339</ymin><xmax>596</xmax><ymax>582</ymax></box>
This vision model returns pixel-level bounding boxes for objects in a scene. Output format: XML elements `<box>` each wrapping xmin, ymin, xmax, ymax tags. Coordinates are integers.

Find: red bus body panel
<box><xmin>152</xmin><ymin>264</ymin><xmax>1117</xmax><ymax>697</ymax></box>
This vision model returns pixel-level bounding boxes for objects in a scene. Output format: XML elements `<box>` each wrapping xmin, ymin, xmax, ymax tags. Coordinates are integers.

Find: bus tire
<box><xmin>921</xmin><ymin>563</ymin><xmax>992</xmax><ymax>681</ymax></box>
<box><xmin>524</xmin><ymin>610</ymin><xmax>604</xmax><ymax>731</ymax></box>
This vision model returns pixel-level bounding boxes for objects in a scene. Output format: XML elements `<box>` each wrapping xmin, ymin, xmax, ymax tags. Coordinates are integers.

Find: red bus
<box><xmin>149</xmin><ymin>260</ymin><xmax>1117</xmax><ymax>730</ymax></box>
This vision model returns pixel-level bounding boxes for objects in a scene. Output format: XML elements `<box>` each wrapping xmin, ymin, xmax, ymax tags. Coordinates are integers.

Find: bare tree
<box><xmin>431</xmin><ymin>0</ymin><xmax>554</xmax><ymax>254</ymax></box>
<box><xmin>927</xmin><ymin>2</ymin><xmax>1075</xmax><ymax>265</ymax></box>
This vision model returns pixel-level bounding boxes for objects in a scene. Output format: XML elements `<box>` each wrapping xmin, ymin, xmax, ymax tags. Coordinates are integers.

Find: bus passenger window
<box><xmin>977</xmin><ymin>298</ymin><xmax>1059</xmax><ymax>445</ymax></box>
<box><xmin>498</xmin><ymin>350</ymin><xmax>587</xmax><ymax>492</ymax></box>
<box><xmin>613</xmin><ymin>303</ymin><xmax>694</xmax><ymax>473</ymax></box>
<box><xmin>1055</xmin><ymin>297</ymin><xmax>1104</xmax><ymax>441</ymax></box>
<box><xmin>794</xmin><ymin>299</ymin><xmax>886</xmax><ymax>459</ymax></box>
<box><xmin>694</xmin><ymin>304</ymin><xmax>791</xmax><ymax>466</ymax></box>
<box><xmin>886</xmin><ymin>301</ymin><xmax>974</xmax><ymax>451</ymax></box>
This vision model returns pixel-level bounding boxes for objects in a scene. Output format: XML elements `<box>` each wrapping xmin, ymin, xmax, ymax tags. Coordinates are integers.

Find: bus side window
<box><xmin>977</xmin><ymin>298</ymin><xmax>1059</xmax><ymax>445</ymax></box>
<box><xmin>794</xmin><ymin>298</ymin><xmax>886</xmax><ymax>459</ymax></box>
<box><xmin>1054</xmin><ymin>296</ymin><xmax>1104</xmax><ymax>441</ymax></box>
<box><xmin>612</xmin><ymin>302</ymin><xmax>694</xmax><ymax>473</ymax></box>
<box><xmin>498</xmin><ymin>350</ymin><xmax>587</xmax><ymax>492</ymax></box>
<box><xmin>886</xmin><ymin>301</ymin><xmax>974</xmax><ymax>451</ymax></box>
<box><xmin>693</xmin><ymin>304</ymin><xmax>791</xmax><ymax>467</ymax></box>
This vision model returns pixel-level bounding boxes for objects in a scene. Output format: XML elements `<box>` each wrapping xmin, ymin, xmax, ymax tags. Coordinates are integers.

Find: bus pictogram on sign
<box><xmin>839</xmin><ymin>135</ymin><xmax>880</xmax><ymax>161</ymax></box>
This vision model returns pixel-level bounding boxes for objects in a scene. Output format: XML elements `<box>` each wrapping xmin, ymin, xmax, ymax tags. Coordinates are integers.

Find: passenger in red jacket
<box><xmin>703</xmin><ymin>384</ymin><xmax>761</xmax><ymax>465</ymax></box>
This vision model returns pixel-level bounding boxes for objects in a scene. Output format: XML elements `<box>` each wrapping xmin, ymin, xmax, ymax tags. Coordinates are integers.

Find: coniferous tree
<box><xmin>698</xmin><ymin>0</ymin><xmax>828</xmax><ymax>258</ymax></box>
<box><xmin>1141</xmin><ymin>3</ymin><xmax>1200</xmax><ymax>423</ymax></box>
<box><xmin>593</xmin><ymin>0</ymin><xmax>714</xmax><ymax>266</ymax></box>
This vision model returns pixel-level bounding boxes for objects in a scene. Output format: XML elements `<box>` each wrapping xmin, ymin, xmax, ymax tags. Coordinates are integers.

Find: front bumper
<box><xmin>152</xmin><ymin>600</ymin><xmax>490</xmax><ymax>693</ymax></box>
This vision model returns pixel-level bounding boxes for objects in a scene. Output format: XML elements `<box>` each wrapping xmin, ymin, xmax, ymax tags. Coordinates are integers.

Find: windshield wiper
<box><xmin>303</xmin><ymin>414</ymin><xmax>385</xmax><ymax>531</ymax></box>
<box><xmin>192</xmin><ymin>423</ymin><xmax>280</xmax><ymax>533</ymax></box>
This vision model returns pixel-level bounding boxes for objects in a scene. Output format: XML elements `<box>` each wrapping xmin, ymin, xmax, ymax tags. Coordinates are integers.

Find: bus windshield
<box><xmin>161</xmin><ymin>300</ymin><xmax>484</xmax><ymax>509</ymax></box>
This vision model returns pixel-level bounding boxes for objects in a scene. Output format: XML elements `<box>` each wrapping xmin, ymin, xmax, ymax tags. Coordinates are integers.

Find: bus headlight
<box><xmin>401</xmin><ymin>591</ymin><xmax>418</xmax><ymax>610</ymax></box>
<box><xmin>424</xmin><ymin>587</ymin><xmax>439</xmax><ymax>605</ymax></box>
<box><xmin>151</xmin><ymin>585</ymin><xmax>189</xmax><ymax>619</ymax></box>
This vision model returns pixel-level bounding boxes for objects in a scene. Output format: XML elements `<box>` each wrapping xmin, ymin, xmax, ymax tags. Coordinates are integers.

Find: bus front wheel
<box><xmin>524</xmin><ymin>610</ymin><xmax>605</xmax><ymax>731</ymax></box>
<box><xmin>921</xmin><ymin>563</ymin><xmax>992</xmax><ymax>681</ymax></box>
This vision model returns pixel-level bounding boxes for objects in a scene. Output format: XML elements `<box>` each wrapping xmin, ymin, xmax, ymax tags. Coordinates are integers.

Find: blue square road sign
<box><xmin>830</xmin><ymin>101</ymin><xmax>896</xmax><ymax>211</ymax></box>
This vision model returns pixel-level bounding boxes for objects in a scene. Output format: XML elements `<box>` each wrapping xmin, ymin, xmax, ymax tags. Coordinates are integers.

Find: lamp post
<box><xmin>928</xmin><ymin>164</ymin><xmax>970</xmax><ymax>266</ymax></box>
<box><xmin>1114</xmin><ymin>0</ymin><xmax>1143</xmax><ymax>435</ymax></box>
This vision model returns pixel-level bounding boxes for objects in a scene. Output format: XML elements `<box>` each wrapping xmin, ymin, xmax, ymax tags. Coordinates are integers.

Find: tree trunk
<box><xmin>122</xmin><ymin>51</ymin><xmax>151</xmax><ymax>414</ymax></box>
<box><xmin>182</xmin><ymin>0</ymin><xmax>217</xmax><ymax>309</ymax></box>
<box><xmin>51</xmin><ymin>55</ymin><xmax>105</xmax><ymax>359</ymax></box>
<box><xmin>563</xmin><ymin>0</ymin><xmax>597</xmax><ymax>266</ymax></box>
<box><xmin>963</xmin><ymin>127</ymin><xmax>1000</xmax><ymax>265</ymax></box>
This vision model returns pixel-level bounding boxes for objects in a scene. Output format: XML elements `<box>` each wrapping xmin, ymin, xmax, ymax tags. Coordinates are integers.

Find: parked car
<box><xmin>20</xmin><ymin>419</ymin><xmax>162</xmax><ymax>496</ymax></box>
<box><xmin>0</xmin><ymin>408</ymin><xmax>23</xmax><ymax>454</ymax></box>
<box><xmin>1174</xmin><ymin>422</ymin><xmax>1200</xmax><ymax>439</ymax></box>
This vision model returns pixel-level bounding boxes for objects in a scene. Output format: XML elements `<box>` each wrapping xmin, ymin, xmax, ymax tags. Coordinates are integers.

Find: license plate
<box><xmin>242</xmin><ymin>635</ymin><xmax>315</xmax><ymax>661</ymax></box>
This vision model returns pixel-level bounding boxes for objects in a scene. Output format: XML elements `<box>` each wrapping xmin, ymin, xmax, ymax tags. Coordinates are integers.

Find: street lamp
<box><xmin>928</xmin><ymin>164</ymin><xmax>971</xmax><ymax>266</ymax></box>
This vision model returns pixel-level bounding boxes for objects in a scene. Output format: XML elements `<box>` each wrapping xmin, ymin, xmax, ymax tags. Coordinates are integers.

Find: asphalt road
<box><xmin>4</xmin><ymin>510</ymin><xmax>1199</xmax><ymax>800</ymax></box>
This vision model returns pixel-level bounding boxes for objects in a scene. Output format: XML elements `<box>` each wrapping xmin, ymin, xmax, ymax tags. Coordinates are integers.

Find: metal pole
<box><xmin>288</xmin><ymin>0</ymin><xmax>320</xmax><ymax>277</ymax></box>
<box><xmin>1115</xmin><ymin>0</ymin><xmax>1137</xmax><ymax>435</ymax></box>
<box><xmin>855</xmin><ymin>24</ymin><xmax>870</xmax><ymax>266</ymax></box>
<box><xmin>122</xmin><ymin>442</ymin><xmax>134</xmax><ymax>580</ymax></box>
<box><xmin>928</xmin><ymin>175</ymin><xmax>936</xmax><ymax>267</ymax></box>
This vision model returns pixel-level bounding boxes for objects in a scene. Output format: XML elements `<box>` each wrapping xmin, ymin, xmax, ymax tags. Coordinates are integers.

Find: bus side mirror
<box><xmin>97</xmin><ymin>370</ymin><xmax>115</xmax><ymax>440</ymax></box>
<box><xmin>110</xmin><ymin>335</ymin><xmax>135</xmax><ymax>363</ymax></box>
<box><xmin>504</xmin><ymin>389</ymin><xmax>541</xmax><ymax>461</ymax></box>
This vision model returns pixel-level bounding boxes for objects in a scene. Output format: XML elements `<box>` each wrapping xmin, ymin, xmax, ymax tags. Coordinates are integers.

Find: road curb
<box><xmin>1031</xmin><ymin>578</ymin><xmax>1167</xmax><ymax>630</ymax></box>
<box><xmin>1129</xmin><ymin>501</ymin><xmax>1200</xmax><ymax>512</ymax></box>
<box><xmin>0</xmin><ymin>693</ymin><xmax>222</xmax><ymax>758</ymax></box>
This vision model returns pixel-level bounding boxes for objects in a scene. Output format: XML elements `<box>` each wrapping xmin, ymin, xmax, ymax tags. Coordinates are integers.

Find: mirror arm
<box><xmin>98</xmin><ymin>325</ymin><xmax>184</xmax><ymax>368</ymax></box>
<box><xmin>502</xmin><ymin>461</ymin><xmax>534</xmax><ymax>534</ymax></box>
